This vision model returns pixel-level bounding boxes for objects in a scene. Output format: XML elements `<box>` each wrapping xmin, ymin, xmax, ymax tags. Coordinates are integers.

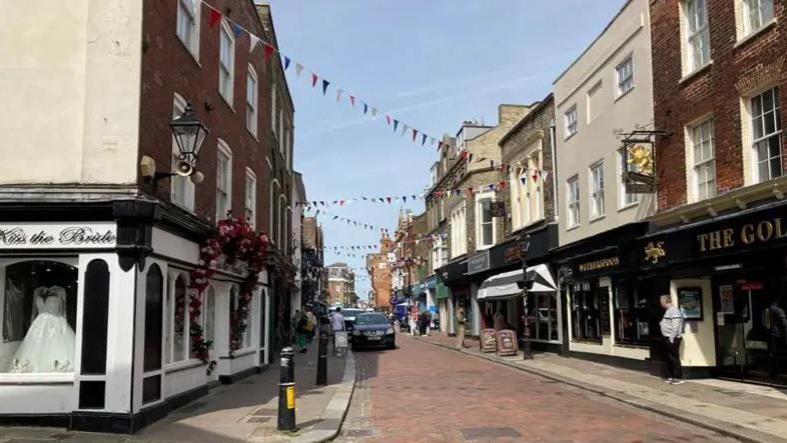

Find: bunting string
<box><xmin>201</xmin><ymin>0</ymin><xmax>444</xmax><ymax>150</ymax></box>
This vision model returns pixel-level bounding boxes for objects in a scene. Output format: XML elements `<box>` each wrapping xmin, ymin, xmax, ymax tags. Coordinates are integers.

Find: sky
<box><xmin>267</xmin><ymin>0</ymin><xmax>627</xmax><ymax>302</ymax></box>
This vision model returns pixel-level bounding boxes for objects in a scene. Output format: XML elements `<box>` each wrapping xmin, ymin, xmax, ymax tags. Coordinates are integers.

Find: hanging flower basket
<box><xmin>187</xmin><ymin>216</ymin><xmax>270</xmax><ymax>371</ymax></box>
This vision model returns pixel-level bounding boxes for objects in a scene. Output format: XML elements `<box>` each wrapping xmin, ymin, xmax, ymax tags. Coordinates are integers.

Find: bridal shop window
<box><xmin>229</xmin><ymin>285</ymin><xmax>251</xmax><ymax>349</ymax></box>
<box><xmin>0</xmin><ymin>260</ymin><xmax>78</xmax><ymax>373</ymax></box>
<box><xmin>165</xmin><ymin>273</ymin><xmax>190</xmax><ymax>364</ymax></box>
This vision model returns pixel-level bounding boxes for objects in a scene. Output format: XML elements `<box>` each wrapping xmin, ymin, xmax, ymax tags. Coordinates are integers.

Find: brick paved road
<box><xmin>338</xmin><ymin>335</ymin><xmax>739</xmax><ymax>442</ymax></box>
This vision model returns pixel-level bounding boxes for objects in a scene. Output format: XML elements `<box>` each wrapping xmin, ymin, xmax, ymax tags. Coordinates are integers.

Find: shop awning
<box><xmin>478</xmin><ymin>269</ymin><xmax>523</xmax><ymax>300</ymax></box>
<box><xmin>525</xmin><ymin>264</ymin><xmax>557</xmax><ymax>293</ymax></box>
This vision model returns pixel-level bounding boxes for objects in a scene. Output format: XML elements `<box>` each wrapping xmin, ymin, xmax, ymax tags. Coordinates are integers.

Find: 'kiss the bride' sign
<box><xmin>0</xmin><ymin>223</ymin><xmax>117</xmax><ymax>249</ymax></box>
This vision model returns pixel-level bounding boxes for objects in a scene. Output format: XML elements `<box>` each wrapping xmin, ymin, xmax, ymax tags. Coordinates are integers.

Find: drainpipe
<box><xmin>549</xmin><ymin>118</ymin><xmax>558</xmax><ymax>222</ymax></box>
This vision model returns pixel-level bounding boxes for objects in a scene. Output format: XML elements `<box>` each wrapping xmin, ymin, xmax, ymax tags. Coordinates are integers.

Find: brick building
<box><xmin>366</xmin><ymin>235</ymin><xmax>394</xmax><ymax>310</ymax></box>
<box><xmin>0</xmin><ymin>0</ymin><xmax>296</xmax><ymax>431</ymax></box>
<box><xmin>643</xmin><ymin>0</ymin><xmax>787</xmax><ymax>383</ymax></box>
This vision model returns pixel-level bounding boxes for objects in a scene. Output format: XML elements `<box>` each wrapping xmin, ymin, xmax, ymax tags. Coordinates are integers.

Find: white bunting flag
<box><xmin>336</xmin><ymin>88</ymin><xmax>344</xmax><ymax>102</ymax></box>
<box><xmin>249</xmin><ymin>34</ymin><xmax>261</xmax><ymax>52</ymax></box>
<box><xmin>295</xmin><ymin>63</ymin><xmax>304</xmax><ymax>78</ymax></box>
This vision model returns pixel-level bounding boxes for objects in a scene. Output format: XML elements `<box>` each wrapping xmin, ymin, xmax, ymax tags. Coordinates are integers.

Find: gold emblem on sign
<box><xmin>644</xmin><ymin>241</ymin><xmax>666</xmax><ymax>264</ymax></box>
<box><xmin>627</xmin><ymin>145</ymin><xmax>654</xmax><ymax>176</ymax></box>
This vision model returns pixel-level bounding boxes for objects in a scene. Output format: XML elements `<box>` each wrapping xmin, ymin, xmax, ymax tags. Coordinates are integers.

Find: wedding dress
<box><xmin>10</xmin><ymin>286</ymin><xmax>75</xmax><ymax>373</ymax></box>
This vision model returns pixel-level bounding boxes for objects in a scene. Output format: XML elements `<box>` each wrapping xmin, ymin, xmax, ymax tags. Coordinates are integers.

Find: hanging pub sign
<box><xmin>490</xmin><ymin>201</ymin><xmax>507</xmax><ymax>217</ymax></box>
<box><xmin>620</xmin><ymin>129</ymin><xmax>665</xmax><ymax>194</ymax></box>
<box><xmin>0</xmin><ymin>223</ymin><xmax>117</xmax><ymax>249</ymax></box>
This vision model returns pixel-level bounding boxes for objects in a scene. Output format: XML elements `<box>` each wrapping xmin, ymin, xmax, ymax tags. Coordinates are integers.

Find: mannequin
<box><xmin>10</xmin><ymin>285</ymin><xmax>75</xmax><ymax>373</ymax></box>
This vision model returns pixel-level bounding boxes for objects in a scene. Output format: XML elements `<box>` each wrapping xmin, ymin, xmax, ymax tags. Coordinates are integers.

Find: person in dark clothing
<box><xmin>659</xmin><ymin>295</ymin><xmax>685</xmax><ymax>385</ymax></box>
<box><xmin>418</xmin><ymin>311</ymin><xmax>430</xmax><ymax>336</ymax></box>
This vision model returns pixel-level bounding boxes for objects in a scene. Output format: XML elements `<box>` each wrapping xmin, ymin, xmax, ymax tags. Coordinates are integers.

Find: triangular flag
<box><xmin>386</xmin><ymin>115</ymin><xmax>392</xmax><ymax>125</ymax></box>
<box><xmin>284</xmin><ymin>56</ymin><xmax>291</xmax><ymax>70</ymax></box>
<box><xmin>430</xmin><ymin>137</ymin><xmax>436</xmax><ymax>146</ymax></box>
<box><xmin>412</xmin><ymin>128</ymin><xmax>418</xmax><ymax>142</ymax></box>
<box><xmin>403</xmin><ymin>196</ymin><xmax>408</xmax><ymax>203</ymax></box>
<box><xmin>295</xmin><ymin>63</ymin><xmax>304</xmax><ymax>77</ymax></box>
<box><xmin>263</xmin><ymin>44</ymin><xmax>276</xmax><ymax>63</ymax></box>
<box><xmin>372</xmin><ymin>107</ymin><xmax>378</xmax><ymax>118</ymax></box>
<box><xmin>249</xmin><ymin>34</ymin><xmax>261</xmax><ymax>52</ymax></box>
<box><xmin>393</xmin><ymin>120</ymin><xmax>399</xmax><ymax>131</ymax></box>
<box><xmin>232</xmin><ymin>22</ymin><xmax>243</xmax><ymax>38</ymax></box>
<box><xmin>322</xmin><ymin>79</ymin><xmax>330</xmax><ymax>95</ymax></box>
<box><xmin>421</xmin><ymin>134</ymin><xmax>427</xmax><ymax>145</ymax></box>
<box><xmin>401</xmin><ymin>124</ymin><xmax>408</xmax><ymax>136</ymax></box>
<box><xmin>349</xmin><ymin>95</ymin><xmax>356</xmax><ymax>107</ymax></box>
<box><xmin>363</xmin><ymin>102</ymin><xmax>368</xmax><ymax>114</ymax></box>
<box><xmin>336</xmin><ymin>88</ymin><xmax>344</xmax><ymax>102</ymax></box>
<box><xmin>311</xmin><ymin>73</ymin><xmax>318</xmax><ymax>87</ymax></box>
<box><xmin>209</xmin><ymin>8</ymin><xmax>222</xmax><ymax>28</ymax></box>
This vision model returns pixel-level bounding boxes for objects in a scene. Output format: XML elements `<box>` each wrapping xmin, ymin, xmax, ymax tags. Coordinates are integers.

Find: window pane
<box><xmin>173</xmin><ymin>277</ymin><xmax>187</xmax><ymax>362</ymax></box>
<box><xmin>2</xmin><ymin>261</ymin><xmax>78</xmax><ymax>373</ymax></box>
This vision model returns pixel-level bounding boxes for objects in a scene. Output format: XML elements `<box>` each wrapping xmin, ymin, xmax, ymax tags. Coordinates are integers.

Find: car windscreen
<box><xmin>354</xmin><ymin>314</ymin><xmax>389</xmax><ymax>325</ymax></box>
<box><xmin>342</xmin><ymin>309</ymin><xmax>364</xmax><ymax>318</ymax></box>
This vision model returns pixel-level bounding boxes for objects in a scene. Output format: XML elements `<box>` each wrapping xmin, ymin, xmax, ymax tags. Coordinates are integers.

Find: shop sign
<box><xmin>503</xmin><ymin>243</ymin><xmax>522</xmax><ymax>264</ymax></box>
<box><xmin>496</xmin><ymin>329</ymin><xmax>518</xmax><ymax>356</ymax></box>
<box><xmin>697</xmin><ymin>216</ymin><xmax>787</xmax><ymax>253</ymax></box>
<box><xmin>467</xmin><ymin>250</ymin><xmax>490</xmax><ymax>275</ymax></box>
<box><xmin>577</xmin><ymin>256</ymin><xmax>620</xmax><ymax>273</ymax></box>
<box><xmin>740</xmin><ymin>281</ymin><xmax>764</xmax><ymax>291</ymax></box>
<box><xmin>480</xmin><ymin>329</ymin><xmax>497</xmax><ymax>353</ymax></box>
<box><xmin>0</xmin><ymin>223</ymin><xmax>116</xmax><ymax>249</ymax></box>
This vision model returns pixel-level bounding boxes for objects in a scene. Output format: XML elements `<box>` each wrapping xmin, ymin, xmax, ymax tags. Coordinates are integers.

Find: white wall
<box><xmin>0</xmin><ymin>0</ymin><xmax>143</xmax><ymax>185</ymax></box>
<box><xmin>670</xmin><ymin>278</ymin><xmax>716</xmax><ymax>367</ymax></box>
<box><xmin>554</xmin><ymin>0</ymin><xmax>655</xmax><ymax>247</ymax></box>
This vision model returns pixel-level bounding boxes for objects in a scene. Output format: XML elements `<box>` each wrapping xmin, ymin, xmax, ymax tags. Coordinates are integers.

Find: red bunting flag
<box><xmin>209</xmin><ymin>7</ymin><xmax>222</xmax><ymax>28</ymax></box>
<box><xmin>263</xmin><ymin>44</ymin><xmax>276</xmax><ymax>63</ymax></box>
<box><xmin>311</xmin><ymin>73</ymin><xmax>318</xmax><ymax>87</ymax></box>
<box><xmin>385</xmin><ymin>115</ymin><xmax>391</xmax><ymax>125</ymax></box>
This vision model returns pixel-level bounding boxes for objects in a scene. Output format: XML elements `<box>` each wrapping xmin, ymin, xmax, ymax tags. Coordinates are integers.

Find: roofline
<box><xmin>552</xmin><ymin>0</ymin><xmax>634</xmax><ymax>86</ymax></box>
<box><xmin>499</xmin><ymin>94</ymin><xmax>554</xmax><ymax>146</ymax></box>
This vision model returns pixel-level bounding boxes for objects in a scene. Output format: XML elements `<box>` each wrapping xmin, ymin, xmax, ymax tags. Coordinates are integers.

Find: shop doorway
<box><xmin>716</xmin><ymin>276</ymin><xmax>787</xmax><ymax>387</ymax></box>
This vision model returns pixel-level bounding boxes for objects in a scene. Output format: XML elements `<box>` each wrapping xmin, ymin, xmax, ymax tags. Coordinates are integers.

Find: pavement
<box><xmin>337</xmin><ymin>333</ymin><xmax>739</xmax><ymax>443</ymax></box>
<box><xmin>417</xmin><ymin>332</ymin><xmax>787</xmax><ymax>443</ymax></box>
<box><xmin>0</xmin><ymin>334</ymin><xmax>355</xmax><ymax>443</ymax></box>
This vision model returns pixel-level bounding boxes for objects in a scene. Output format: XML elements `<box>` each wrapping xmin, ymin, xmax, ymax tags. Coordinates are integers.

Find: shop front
<box><xmin>557</xmin><ymin>223</ymin><xmax>653</xmax><ymax>370</ymax></box>
<box><xmin>436</xmin><ymin>259</ymin><xmax>469</xmax><ymax>336</ymax></box>
<box><xmin>641</xmin><ymin>200</ymin><xmax>787</xmax><ymax>384</ymax></box>
<box><xmin>0</xmin><ymin>202</ymin><xmax>272</xmax><ymax>432</ymax></box>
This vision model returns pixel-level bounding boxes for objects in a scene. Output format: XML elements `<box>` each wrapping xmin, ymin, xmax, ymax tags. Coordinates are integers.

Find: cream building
<box><xmin>553</xmin><ymin>0</ymin><xmax>657</xmax><ymax>365</ymax></box>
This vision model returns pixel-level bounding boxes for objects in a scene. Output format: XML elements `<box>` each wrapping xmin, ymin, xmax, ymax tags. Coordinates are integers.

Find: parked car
<box><xmin>351</xmin><ymin>313</ymin><xmax>396</xmax><ymax>350</ymax></box>
<box><xmin>340</xmin><ymin>308</ymin><xmax>365</xmax><ymax>331</ymax></box>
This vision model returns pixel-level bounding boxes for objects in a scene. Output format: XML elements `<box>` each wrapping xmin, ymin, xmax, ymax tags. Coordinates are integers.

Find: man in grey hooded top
<box><xmin>660</xmin><ymin>295</ymin><xmax>685</xmax><ymax>385</ymax></box>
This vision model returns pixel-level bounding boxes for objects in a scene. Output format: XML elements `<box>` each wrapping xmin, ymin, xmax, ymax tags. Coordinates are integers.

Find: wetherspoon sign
<box><xmin>0</xmin><ymin>223</ymin><xmax>117</xmax><ymax>249</ymax></box>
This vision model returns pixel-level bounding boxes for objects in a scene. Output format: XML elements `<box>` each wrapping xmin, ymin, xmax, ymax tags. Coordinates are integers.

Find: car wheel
<box><xmin>387</xmin><ymin>342</ymin><xmax>396</xmax><ymax>350</ymax></box>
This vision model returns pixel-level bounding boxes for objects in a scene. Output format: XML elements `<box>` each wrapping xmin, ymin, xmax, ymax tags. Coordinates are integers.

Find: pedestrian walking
<box><xmin>409</xmin><ymin>306</ymin><xmax>419</xmax><ymax>336</ymax></box>
<box><xmin>659</xmin><ymin>295</ymin><xmax>685</xmax><ymax>385</ymax></box>
<box><xmin>296</xmin><ymin>312</ymin><xmax>309</xmax><ymax>353</ymax></box>
<box><xmin>418</xmin><ymin>311</ymin><xmax>430</xmax><ymax>336</ymax></box>
<box><xmin>769</xmin><ymin>296</ymin><xmax>787</xmax><ymax>378</ymax></box>
<box><xmin>456</xmin><ymin>304</ymin><xmax>467</xmax><ymax>348</ymax></box>
<box><xmin>331</xmin><ymin>307</ymin><xmax>347</xmax><ymax>356</ymax></box>
<box><xmin>305</xmin><ymin>308</ymin><xmax>317</xmax><ymax>342</ymax></box>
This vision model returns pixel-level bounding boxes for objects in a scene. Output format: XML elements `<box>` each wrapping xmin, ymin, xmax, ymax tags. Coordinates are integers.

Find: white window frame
<box><xmin>216</xmin><ymin>141</ymin><xmax>232</xmax><ymax>221</ymax></box>
<box><xmin>166</xmin><ymin>272</ymin><xmax>192</xmax><ymax>366</ymax></box>
<box><xmin>450</xmin><ymin>202</ymin><xmax>467</xmax><ymax>258</ymax></box>
<box><xmin>682</xmin><ymin>0</ymin><xmax>711</xmax><ymax>75</ymax></box>
<box><xmin>750</xmin><ymin>87</ymin><xmax>783</xmax><ymax>183</ymax></box>
<box><xmin>566</xmin><ymin>175</ymin><xmax>580</xmax><ymax>228</ymax></box>
<box><xmin>278</xmin><ymin>195</ymin><xmax>286</xmax><ymax>247</ymax></box>
<box><xmin>589</xmin><ymin>162</ymin><xmax>605</xmax><ymax>220</ymax></box>
<box><xmin>740</xmin><ymin>0</ymin><xmax>774</xmax><ymax>37</ymax></box>
<box><xmin>246</xmin><ymin>66</ymin><xmax>258</xmax><ymax>137</ymax></box>
<box><xmin>176</xmin><ymin>0</ymin><xmax>200</xmax><ymax>60</ymax></box>
<box><xmin>618</xmin><ymin>149</ymin><xmax>640</xmax><ymax>208</ymax></box>
<box><xmin>616</xmin><ymin>56</ymin><xmax>634</xmax><ymax>97</ymax></box>
<box><xmin>475</xmin><ymin>191</ymin><xmax>496</xmax><ymax>250</ymax></box>
<box><xmin>271</xmin><ymin>85</ymin><xmax>278</xmax><ymax>138</ymax></box>
<box><xmin>218</xmin><ymin>21</ymin><xmax>235</xmax><ymax>106</ymax></box>
<box><xmin>244</xmin><ymin>168</ymin><xmax>257</xmax><ymax>228</ymax></box>
<box><xmin>689</xmin><ymin>118</ymin><xmax>716</xmax><ymax>201</ymax></box>
<box><xmin>564</xmin><ymin>105</ymin><xmax>578</xmax><ymax>139</ymax></box>
<box><xmin>510</xmin><ymin>149</ymin><xmax>544</xmax><ymax>230</ymax></box>
<box><xmin>171</xmin><ymin>93</ymin><xmax>195</xmax><ymax>211</ymax></box>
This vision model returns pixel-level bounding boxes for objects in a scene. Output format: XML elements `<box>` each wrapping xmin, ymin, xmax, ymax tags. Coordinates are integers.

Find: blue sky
<box><xmin>268</xmin><ymin>0</ymin><xmax>626</xmax><ymax>301</ymax></box>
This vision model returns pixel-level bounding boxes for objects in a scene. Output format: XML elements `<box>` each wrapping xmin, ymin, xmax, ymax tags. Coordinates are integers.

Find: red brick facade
<box><xmin>651</xmin><ymin>0</ymin><xmax>787</xmax><ymax>212</ymax></box>
<box><xmin>138</xmin><ymin>0</ymin><xmax>293</xmax><ymax>252</ymax></box>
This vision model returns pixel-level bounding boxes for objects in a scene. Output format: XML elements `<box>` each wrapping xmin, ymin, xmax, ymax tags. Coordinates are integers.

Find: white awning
<box><xmin>525</xmin><ymin>264</ymin><xmax>557</xmax><ymax>293</ymax></box>
<box><xmin>478</xmin><ymin>269</ymin><xmax>523</xmax><ymax>300</ymax></box>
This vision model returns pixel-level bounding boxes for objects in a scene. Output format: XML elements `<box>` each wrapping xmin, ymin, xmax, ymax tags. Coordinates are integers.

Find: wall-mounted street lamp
<box><xmin>517</xmin><ymin>233</ymin><xmax>533</xmax><ymax>359</ymax></box>
<box><xmin>140</xmin><ymin>102</ymin><xmax>209</xmax><ymax>186</ymax></box>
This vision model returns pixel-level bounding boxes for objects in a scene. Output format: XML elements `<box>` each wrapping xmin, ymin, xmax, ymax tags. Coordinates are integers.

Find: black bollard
<box><xmin>316</xmin><ymin>327</ymin><xmax>329</xmax><ymax>386</ymax></box>
<box><xmin>277</xmin><ymin>347</ymin><xmax>296</xmax><ymax>431</ymax></box>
